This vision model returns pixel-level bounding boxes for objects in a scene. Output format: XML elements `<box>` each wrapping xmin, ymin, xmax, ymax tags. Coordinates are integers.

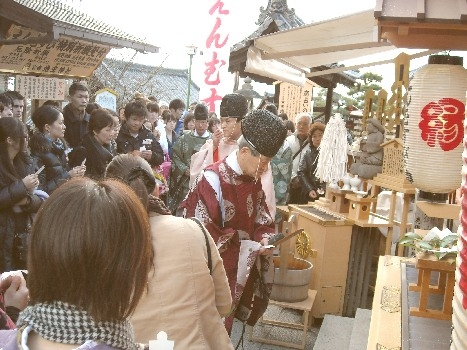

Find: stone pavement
<box><xmin>230</xmin><ymin>304</ymin><xmax>321</xmax><ymax>349</ymax></box>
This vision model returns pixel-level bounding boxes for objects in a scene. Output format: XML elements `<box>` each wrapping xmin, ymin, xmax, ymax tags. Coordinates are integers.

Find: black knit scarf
<box><xmin>16</xmin><ymin>301</ymin><xmax>140</xmax><ymax>350</ymax></box>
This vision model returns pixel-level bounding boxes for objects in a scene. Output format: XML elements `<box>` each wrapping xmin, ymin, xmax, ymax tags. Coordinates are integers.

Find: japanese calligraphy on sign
<box><xmin>278</xmin><ymin>80</ymin><xmax>314</xmax><ymax>123</ymax></box>
<box><xmin>0</xmin><ymin>25</ymin><xmax>110</xmax><ymax>77</ymax></box>
<box><xmin>199</xmin><ymin>0</ymin><xmax>231</xmax><ymax>113</ymax></box>
<box><xmin>95</xmin><ymin>88</ymin><xmax>118</xmax><ymax>111</ymax></box>
<box><xmin>419</xmin><ymin>97</ymin><xmax>464</xmax><ymax>151</ymax></box>
<box><xmin>16</xmin><ymin>76</ymin><xmax>66</xmax><ymax>100</ymax></box>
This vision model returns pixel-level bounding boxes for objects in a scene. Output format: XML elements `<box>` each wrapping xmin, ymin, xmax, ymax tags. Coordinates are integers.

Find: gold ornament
<box><xmin>296</xmin><ymin>231</ymin><xmax>311</xmax><ymax>258</ymax></box>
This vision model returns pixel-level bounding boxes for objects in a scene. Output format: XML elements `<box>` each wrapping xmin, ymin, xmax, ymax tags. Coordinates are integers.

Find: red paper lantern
<box><xmin>404</xmin><ymin>55</ymin><xmax>467</xmax><ymax>200</ymax></box>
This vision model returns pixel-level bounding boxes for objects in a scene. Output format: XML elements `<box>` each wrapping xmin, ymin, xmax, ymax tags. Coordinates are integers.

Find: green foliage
<box><xmin>346</xmin><ymin>71</ymin><xmax>384</xmax><ymax>111</ymax></box>
<box><xmin>399</xmin><ymin>231</ymin><xmax>458</xmax><ymax>261</ymax></box>
<box><xmin>312</xmin><ymin>88</ymin><xmax>355</xmax><ymax>120</ymax></box>
<box><xmin>311</xmin><ymin>70</ymin><xmax>384</xmax><ymax>120</ymax></box>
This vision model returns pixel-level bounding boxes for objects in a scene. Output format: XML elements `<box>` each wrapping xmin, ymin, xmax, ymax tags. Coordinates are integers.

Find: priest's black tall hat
<box><xmin>193</xmin><ymin>103</ymin><xmax>208</xmax><ymax>120</ymax></box>
<box><xmin>220</xmin><ymin>93</ymin><xmax>248</xmax><ymax>119</ymax></box>
<box><xmin>241</xmin><ymin>109</ymin><xmax>287</xmax><ymax>158</ymax></box>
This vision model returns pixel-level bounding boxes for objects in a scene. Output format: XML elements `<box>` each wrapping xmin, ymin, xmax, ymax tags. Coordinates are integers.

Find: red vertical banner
<box><xmin>199</xmin><ymin>0</ymin><xmax>231</xmax><ymax>113</ymax></box>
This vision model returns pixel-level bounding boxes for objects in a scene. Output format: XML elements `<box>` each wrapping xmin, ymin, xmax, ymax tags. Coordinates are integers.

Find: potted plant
<box><xmin>399</xmin><ymin>229</ymin><xmax>458</xmax><ymax>261</ymax></box>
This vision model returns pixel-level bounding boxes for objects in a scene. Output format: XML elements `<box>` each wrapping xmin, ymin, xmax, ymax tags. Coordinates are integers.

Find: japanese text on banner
<box><xmin>199</xmin><ymin>0</ymin><xmax>231</xmax><ymax>113</ymax></box>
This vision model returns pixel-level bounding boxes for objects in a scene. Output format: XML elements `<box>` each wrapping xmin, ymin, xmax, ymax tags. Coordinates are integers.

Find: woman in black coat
<box><xmin>296</xmin><ymin>122</ymin><xmax>326</xmax><ymax>204</ymax></box>
<box><xmin>0</xmin><ymin>118</ymin><xmax>44</xmax><ymax>272</ymax></box>
<box><xmin>29</xmin><ymin>105</ymin><xmax>85</xmax><ymax>195</ymax></box>
<box><xmin>79</xmin><ymin>108</ymin><xmax>114</xmax><ymax>179</ymax></box>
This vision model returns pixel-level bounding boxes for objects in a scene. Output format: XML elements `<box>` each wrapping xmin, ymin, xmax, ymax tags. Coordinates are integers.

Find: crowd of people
<box><xmin>0</xmin><ymin>83</ymin><xmax>326</xmax><ymax>349</ymax></box>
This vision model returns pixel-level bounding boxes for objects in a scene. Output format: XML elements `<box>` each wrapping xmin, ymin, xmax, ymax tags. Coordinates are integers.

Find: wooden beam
<box><xmin>379</xmin><ymin>20</ymin><xmax>467</xmax><ymax>30</ymax></box>
<box><xmin>305</xmin><ymin>50</ymin><xmax>438</xmax><ymax>78</ymax></box>
<box><xmin>0</xmin><ymin>32</ymin><xmax>56</xmax><ymax>45</ymax></box>
<box><xmin>397</xmin><ymin>25</ymin><xmax>410</xmax><ymax>36</ymax></box>
<box><xmin>0</xmin><ymin>0</ymin><xmax>53</xmax><ymax>33</ymax></box>
<box><xmin>261</xmin><ymin>42</ymin><xmax>392</xmax><ymax>60</ymax></box>
<box><xmin>325</xmin><ymin>87</ymin><xmax>333</xmax><ymax>124</ymax></box>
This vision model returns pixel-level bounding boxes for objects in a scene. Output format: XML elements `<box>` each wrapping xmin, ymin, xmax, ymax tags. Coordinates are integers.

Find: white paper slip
<box><xmin>35</xmin><ymin>165</ymin><xmax>45</xmax><ymax>175</ymax></box>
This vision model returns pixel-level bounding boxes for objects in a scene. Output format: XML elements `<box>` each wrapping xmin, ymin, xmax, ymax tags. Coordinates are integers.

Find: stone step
<box><xmin>349</xmin><ymin>308</ymin><xmax>372</xmax><ymax>350</ymax></box>
<box><xmin>312</xmin><ymin>314</ymin><xmax>354</xmax><ymax>350</ymax></box>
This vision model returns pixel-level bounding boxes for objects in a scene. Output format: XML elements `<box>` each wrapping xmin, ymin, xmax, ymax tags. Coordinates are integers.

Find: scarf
<box><xmin>48</xmin><ymin>136</ymin><xmax>67</xmax><ymax>156</ymax></box>
<box><xmin>17</xmin><ymin>301</ymin><xmax>140</xmax><ymax>350</ymax></box>
<box><xmin>148</xmin><ymin>195</ymin><xmax>171</xmax><ymax>215</ymax></box>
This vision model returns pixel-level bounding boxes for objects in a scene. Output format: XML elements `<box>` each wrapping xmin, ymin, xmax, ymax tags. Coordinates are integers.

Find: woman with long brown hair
<box><xmin>0</xmin><ymin>118</ymin><xmax>44</xmax><ymax>272</ymax></box>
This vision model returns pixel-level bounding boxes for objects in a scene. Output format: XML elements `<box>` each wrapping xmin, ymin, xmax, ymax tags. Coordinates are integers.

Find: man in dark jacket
<box><xmin>62</xmin><ymin>82</ymin><xmax>90</xmax><ymax>148</ymax></box>
<box><xmin>116</xmin><ymin>101</ymin><xmax>164</xmax><ymax>167</ymax></box>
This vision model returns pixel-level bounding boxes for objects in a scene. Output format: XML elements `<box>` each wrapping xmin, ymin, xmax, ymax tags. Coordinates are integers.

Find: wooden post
<box><xmin>396</xmin><ymin>193</ymin><xmax>412</xmax><ymax>256</ymax></box>
<box><xmin>385</xmin><ymin>190</ymin><xmax>397</xmax><ymax>255</ymax></box>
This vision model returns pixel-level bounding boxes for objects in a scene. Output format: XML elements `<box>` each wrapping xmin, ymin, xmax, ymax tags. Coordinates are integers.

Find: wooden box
<box><xmin>328</xmin><ymin>188</ymin><xmax>352</xmax><ymax>213</ymax></box>
<box><xmin>288</xmin><ymin>205</ymin><xmax>353</xmax><ymax>318</ymax></box>
<box><xmin>345</xmin><ymin>194</ymin><xmax>377</xmax><ymax>221</ymax></box>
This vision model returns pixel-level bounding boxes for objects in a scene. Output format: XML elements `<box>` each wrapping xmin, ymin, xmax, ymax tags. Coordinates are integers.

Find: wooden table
<box><xmin>409</xmin><ymin>253</ymin><xmax>455</xmax><ymax>320</ymax></box>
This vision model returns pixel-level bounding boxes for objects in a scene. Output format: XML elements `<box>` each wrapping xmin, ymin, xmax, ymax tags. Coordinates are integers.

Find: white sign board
<box><xmin>95</xmin><ymin>89</ymin><xmax>117</xmax><ymax>111</ymax></box>
<box><xmin>16</xmin><ymin>76</ymin><xmax>66</xmax><ymax>100</ymax></box>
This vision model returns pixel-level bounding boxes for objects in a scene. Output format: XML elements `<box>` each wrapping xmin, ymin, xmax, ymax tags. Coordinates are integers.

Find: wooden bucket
<box><xmin>270</xmin><ymin>256</ymin><xmax>313</xmax><ymax>303</ymax></box>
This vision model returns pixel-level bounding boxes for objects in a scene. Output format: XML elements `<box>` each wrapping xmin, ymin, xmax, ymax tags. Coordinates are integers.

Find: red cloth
<box><xmin>179</xmin><ymin>159</ymin><xmax>275</xmax><ymax>333</ymax></box>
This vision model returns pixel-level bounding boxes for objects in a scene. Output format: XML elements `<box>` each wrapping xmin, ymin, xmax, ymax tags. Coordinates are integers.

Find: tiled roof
<box><xmin>228</xmin><ymin>2</ymin><xmax>357</xmax><ymax>88</ymax></box>
<box><xmin>232</xmin><ymin>3</ymin><xmax>305</xmax><ymax>52</ymax></box>
<box><xmin>93</xmin><ymin>58</ymin><xmax>200</xmax><ymax>105</ymax></box>
<box><xmin>11</xmin><ymin>0</ymin><xmax>159</xmax><ymax>52</ymax></box>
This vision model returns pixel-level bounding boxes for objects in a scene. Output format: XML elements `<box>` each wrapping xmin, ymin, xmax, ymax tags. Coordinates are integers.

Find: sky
<box><xmin>68</xmin><ymin>0</ymin><xmax>467</xmax><ymax>99</ymax></box>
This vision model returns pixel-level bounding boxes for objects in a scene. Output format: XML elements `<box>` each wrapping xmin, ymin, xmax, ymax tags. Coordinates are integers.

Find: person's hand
<box><xmin>3</xmin><ymin>275</ymin><xmax>29</xmax><ymax>311</ymax></box>
<box><xmin>141</xmin><ymin>150</ymin><xmax>152</xmax><ymax>160</ymax></box>
<box><xmin>309</xmin><ymin>190</ymin><xmax>317</xmax><ymax>199</ymax></box>
<box><xmin>22</xmin><ymin>174</ymin><xmax>39</xmax><ymax>192</ymax></box>
<box><xmin>69</xmin><ymin>166</ymin><xmax>85</xmax><ymax>178</ymax></box>
<box><xmin>259</xmin><ymin>237</ymin><xmax>274</xmax><ymax>256</ymax></box>
<box><xmin>213</xmin><ymin>129</ymin><xmax>223</xmax><ymax>149</ymax></box>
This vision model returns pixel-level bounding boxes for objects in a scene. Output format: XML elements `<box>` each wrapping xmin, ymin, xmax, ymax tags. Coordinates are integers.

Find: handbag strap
<box><xmin>189</xmin><ymin>217</ymin><xmax>212</xmax><ymax>274</ymax></box>
<box><xmin>292</xmin><ymin>140</ymin><xmax>309</xmax><ymax>160</ymax></box>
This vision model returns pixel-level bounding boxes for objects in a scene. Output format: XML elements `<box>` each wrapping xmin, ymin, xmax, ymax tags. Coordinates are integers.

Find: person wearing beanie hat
<box><xmin>166</xmin><ymin>103</ymin><xmax>212</xmax><ymax>213</ymax></box>
<box><xmin>179</xmin><ymin>109</ymin><xmax>287</xmax><ymax>334</ymax></box>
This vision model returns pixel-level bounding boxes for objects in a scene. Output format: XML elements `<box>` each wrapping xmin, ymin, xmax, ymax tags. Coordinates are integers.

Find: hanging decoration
<box><xmin>315</xmin><ymin>114</ymin><xmax>348</xmax><ymax>184</ymax></box>
<box><xmin>404</xmin><ymin>55</ymin><xmax>467</xmax><ymax>200</ymax></box>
